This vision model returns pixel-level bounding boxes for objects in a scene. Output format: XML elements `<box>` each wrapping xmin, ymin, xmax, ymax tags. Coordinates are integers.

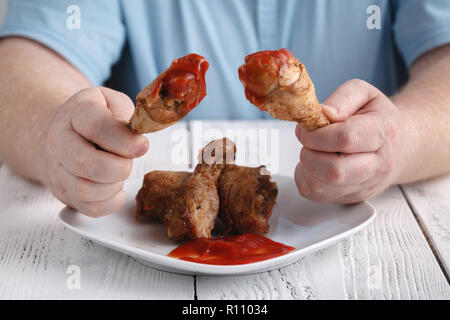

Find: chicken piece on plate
<box><xmin>135</xmin><ymin>170</ymin><xmax>191</xmax><ymax>221</ymax></box>
<box><xmin>135</xmin><ymin>138</ymin><xmax>237</xmax><ymax>241</ymax></box>
<box><xmin>238</xmin><ymin>48</ymin><xmax>329</xmax><ymax>130</ymax></box>
<box><xmin>163</xmin><ymin>164</ymin><xmax>222</xmax><ymax>241</ymax></box>
<box><xmin>217</xmin><ymin>165</ymin><xmax>278</xmax><ymax>234</ymax></box>
<box><xmin>164</xmin><ymin>138</ymin><xmax>236</xmax><ymax>241</ymax></box>
<box><xmin>128</xmin><ymin>53</ymin><xmax>209</xmax><ymax>133</ymax></box>
<box><xmin>197</xmin><ymin>137</ymin><xmax>237</xmax><ymax>167</ymax></box>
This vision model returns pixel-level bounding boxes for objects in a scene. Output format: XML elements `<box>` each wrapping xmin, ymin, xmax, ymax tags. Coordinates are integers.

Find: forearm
<box><xmin>392</xmin><ymin>44</ymin><xmax>450</xmax><ymax>184</ymax></box>
<box><xmin>0</xmin><ymin>37</ymin><xmax>90</xmax><ymax>182</ymax></box>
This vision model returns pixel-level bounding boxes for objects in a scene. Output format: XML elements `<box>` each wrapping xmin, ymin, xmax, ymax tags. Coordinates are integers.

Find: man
<box><xmin>0</xmin><ymin>0</ymin><xmax>449</xmax><ymax>217</ymax></box>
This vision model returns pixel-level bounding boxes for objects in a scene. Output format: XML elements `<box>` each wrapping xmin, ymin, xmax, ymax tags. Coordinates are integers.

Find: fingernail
<box><xmin>136</xmin><ymin>139</ymin><xmax>149</xmax><ymax>157</ymax></box>
<box><xmin>321</xmin><ymin>104</ymin><xmax>338</xmax><ymax>119</ymax></box>
<box><xmin>295</xmin><ymin>125</ymin><xmax>302</xmax><ymax>139</ymax></box>
<box><xmin>299</xmin><ymin>181</ymin><xmax>311</xmax><ymax>196</ymax></box>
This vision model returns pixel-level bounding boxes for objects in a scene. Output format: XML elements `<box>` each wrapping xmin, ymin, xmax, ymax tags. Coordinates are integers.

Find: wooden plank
<box><xmin>338</xmin><ymin>186</ymin><xmax>449</xmax><ymax>299</ymax></box>
<box><xmin>193</xmin><ymin>120</ymin><xmax>450</xmax><ymax>300</ymax></box>
<box><xmin>402</xmin><ymin>176</ymin><xmax>450</xmax><ymax>277</ymax></box>
<box><xmin>0</xmin><ymin>124</ymin><xmax>195</xmax><ymax>299</ymax></box>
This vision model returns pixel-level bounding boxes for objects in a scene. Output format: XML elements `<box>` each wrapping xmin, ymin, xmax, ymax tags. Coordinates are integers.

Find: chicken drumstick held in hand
<box><xmin>128</xmin><ymin>53</ymin><xmax>209</xmax><ymax>133</ymax></box>
<box><xmin>238</xmin><ymin>48</ymin><xmax>329</xmax><ymax>130</ymax></box>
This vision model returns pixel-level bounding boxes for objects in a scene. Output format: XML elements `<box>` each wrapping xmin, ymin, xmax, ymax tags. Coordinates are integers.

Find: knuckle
<box><xmin>347</xmin><ymin>78</ymin><xmax>368</xmax><ymax>89</ymax></box>
<box><xmin>330</xmin><ymin>93</ymin><xmax>352</xmax><ymax>117</ymax></box>
<box><xmin>75</xmin><ymin>181</ymin><xmax>92</xmax><ymax>201</ymax></box>
<box><xmin>82</xmin><ymin>113</ymin><xmax>106</xmax><ymax>141</ymax></box>
<box><xmin>70</xmin><ymin>88</ymin><xmax>101</xmax><ymax>112</ymax></box>
<box><xmin>383</xmin><ymin>119</ymin><xmax>399</xmax><ymax>142</ymax></box>
<box><xmin>84</xmin><ymin>202</ymin><xmax>103</xmax><ymax>218</ymax></box>
<box><xmin>297</xmin><ymin>127</ymin><xmax>307</xmax><ymax>145</ymax></box>
<box><xmin>356</xmin><ymin>162</ymin><xmax>372</xmax><ymax>180</ymax></box>
<box><xmin>125</xmin><ymin>140</ymin><xmax>141</xmax><ymax>157</ymax></box>
<box><xmin>111</xmin><ymin>182</ymin><xmax>125</xmax><ymax>199</ymax></box>
<box><xmin>78</xmin><ymin>96</ymin><xmax>100</xmax><ymax>109</ymax></box>
<box><xmin>379</xmin><ymin>158</ymin><xmax>396</xmax><ymax>174</ymax></box>
<box><xmin>337</xmin><ymin>128</ymin><xmax>354</xmax><ymax>151</ymax></box>
<box><xmin>114</xmin><ymin>192</ymin><xmax>126</xmax><ymax>210</ymax></box>
<box><xmin>74</xmin><ymin>91</ymin><xmax>101</xmax><ymax>111</ymax></box>
<box><xmin>327</xmin><ymin>163</ymin><xmax>345</xmax><ymax>183</ymax></box>
<box><xmin>117</xmin><ymin>180</ymin><xmax>125</xmax><ymax>191</ymax></box>
<box><xmin>352</xmin><ymin>163</ymin><xmax>372</xmax><ymax>183</ymax></box>
<box><xmin>74</xmin><ymin>152</ymin><xmax>94</xmax><ymax>176</ymax></box>
<box><xmin>310</xmin><ymin>178</ymin><xmax>324</xmax><ymax>193</ymax></box>
<box><xmin>121</xmin><ymin>159</ymin><xmax>133</xmax><ymax>179</ymax></box>
<box><xmin>46</xmin><ymin>126</ymin><xmax>59</xmax><ymax>151</ymax></box>
<box><xmin>297</xmin><ymin>182</ymin><xmax>310</xmax><ymax>197</ymax></box>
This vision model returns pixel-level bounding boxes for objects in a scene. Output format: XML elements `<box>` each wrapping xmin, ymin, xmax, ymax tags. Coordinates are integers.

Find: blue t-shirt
<box><xmin>1</xmin><ymin>0</ymin><xmax>449</xmax><ymax>120</ymax></box>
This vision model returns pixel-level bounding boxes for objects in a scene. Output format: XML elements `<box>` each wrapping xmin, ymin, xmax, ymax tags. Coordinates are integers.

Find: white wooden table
<box><xmin>0</xmin><ymin>120</ymin><xmax>449</xmax><ymax>299</ymax></box>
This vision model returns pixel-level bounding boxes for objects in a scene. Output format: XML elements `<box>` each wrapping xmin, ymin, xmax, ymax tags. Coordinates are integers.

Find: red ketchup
<box><xmin>238</xmin><ymin>48</ymin><xmax>294</xmax><ymax>107</ymax></box>
<box><xmin>151</xmin><ymin>53</ymin><xmax>209</xmax><ymax>112</ymax></box>
<box><xmin>168</xmin><ymin>233</ymin><xmax>295</xmax><ymax>265</ymax></box>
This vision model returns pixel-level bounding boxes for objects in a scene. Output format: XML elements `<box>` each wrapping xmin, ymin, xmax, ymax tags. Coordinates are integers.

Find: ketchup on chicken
<box><xmin>151</xmin><ymin>53</ymin><xmax>209</xmax><ymax>112</ymax></box>
<box><xmin>168</xmin><ymin>233</ymin><xmax>295</xmax><ymax>265</ymax></box>
<box><xmin>238</xmin><ymin>48</ymin><xmax>293</xmax><ymax>107</ymax></box>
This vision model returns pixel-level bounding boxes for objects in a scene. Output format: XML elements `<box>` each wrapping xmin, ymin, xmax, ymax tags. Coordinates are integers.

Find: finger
<box><xmin>335</xmin><ymin>181</ymin><xmax>381</xmax><ymax>204</ymax></box>
<box><xmin>59</xmin><ymin>130</ymin><xmax>132</xmax><ymax>183</ymax></box>
<box><xmin>57</xmin><ymin>165</ymin><xmax>124</xmax><ymax>202</ymax></box>
<box><xmin>337</xmin><ymin>191</ymin><xmax>373</xmax><ymax>204</ymax></box>
<box><xmin>321</xmin><ymin>79</ymin><xmax>382</xmax><ymax>123</ymax></box>
<box><xmin>300</xmin><ymin>148</ymin><xmax>378</xmax><ymax>185</ymax></box>
<box><xmin>295</xmin><ymin>162</ymin><xmax>357</xmax><ymax>203</ymax></box>
<box><xmin>46</xmin><ymin>160</ymin><xmax>69</xmax><ymax>204</ymax></box>
<box><xmin>100</xmin><ymin>87</ymin><xmax>135</xmax><ymax>123</ymax></box>
<box><xmin>71</xmin><ymin>87</ymin><xmax>149</xmax><ymax>158</ymax></box>
<box><xmin>75</xmin><ymin>190</ymin><xmax>126</xmax><ymax>218</ymax></box>
<box><xmin>297</xmin><ymin>114</ymin><xmax>382</xmax><ymax>153</ymax></box>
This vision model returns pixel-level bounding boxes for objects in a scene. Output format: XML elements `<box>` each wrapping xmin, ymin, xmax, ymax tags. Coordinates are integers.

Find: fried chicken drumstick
<box><xmin>128</xmin><ymin>53</ymin><xmax>209</xmax><ymax>133</ymax></box>
<box><xmin>163</xmin><ymin>138</ymin><xmax>236</xmax><ymax>241</ymax></box>
<box><xmin>136</xmin><ymin>138</ymin><xmax>278</xmax><ymax>240</ymax></box>
<box><xmin>218</xmin><ymin>165</ymin><xmax>278</xmax><ymax>234</ymax></box>
<box><xmin>238</xmin><ymin>48</ymin><xmax>329</xmax><ymax>130</ymax></box>
<box><xmin>136</xmin><ymin>138</ymin><xmax>236</xmax><ymax>241</ymax></box>
<box><xmin>136</xmin><ymin>171</ymin><xmax>191</xmax><ymax>221</ymax></box>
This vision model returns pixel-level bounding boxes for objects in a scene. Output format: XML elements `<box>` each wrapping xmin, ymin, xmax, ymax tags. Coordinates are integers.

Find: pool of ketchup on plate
<box><xmin>168</xmin><ymin>233</ymin><xmax>295</xmax><ymax>265</ymax></box>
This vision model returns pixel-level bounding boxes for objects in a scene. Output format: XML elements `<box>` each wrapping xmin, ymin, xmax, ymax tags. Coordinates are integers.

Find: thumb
<box><xmin>322</xmin><ymin>79</ymin><xmax>382</xmax><ymax>123</ymax></box>
<box><xmin>100</xmin><ymin>87</ymin><xmax>135</xmax><ymax>123</ymax></box>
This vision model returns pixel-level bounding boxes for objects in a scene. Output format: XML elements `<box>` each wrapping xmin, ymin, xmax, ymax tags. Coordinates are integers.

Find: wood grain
<box><xmin>338</xmin><ymin>186</ymin><xmax>449</xmax><ymax>299</ymax></box>
<box><xmin>1</xmin><ymin>120</ymin><xmax>449</xmax><ymax>299</ymax></box>
<box><xmin>402</xmin><ymin>175</ymin><xmax>450</xmax><ymax>277</ymax></box>
<box><xmin>0</xmin><ymin>125</ymin><xmax>195</xmax><ymax>299</ymax></box>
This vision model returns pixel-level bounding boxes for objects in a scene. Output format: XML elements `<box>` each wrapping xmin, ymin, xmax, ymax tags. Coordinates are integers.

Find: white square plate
<box><xmin>59</xmin><ymin>175</ymin><xmax>376</xmax><ymax>276</ymax></box>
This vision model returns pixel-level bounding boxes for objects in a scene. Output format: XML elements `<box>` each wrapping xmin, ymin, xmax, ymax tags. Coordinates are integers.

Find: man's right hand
<box><xmin>38</xmin><ymin>87</ymin><xmax>149</xmax><ymax>217</ymax></box>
